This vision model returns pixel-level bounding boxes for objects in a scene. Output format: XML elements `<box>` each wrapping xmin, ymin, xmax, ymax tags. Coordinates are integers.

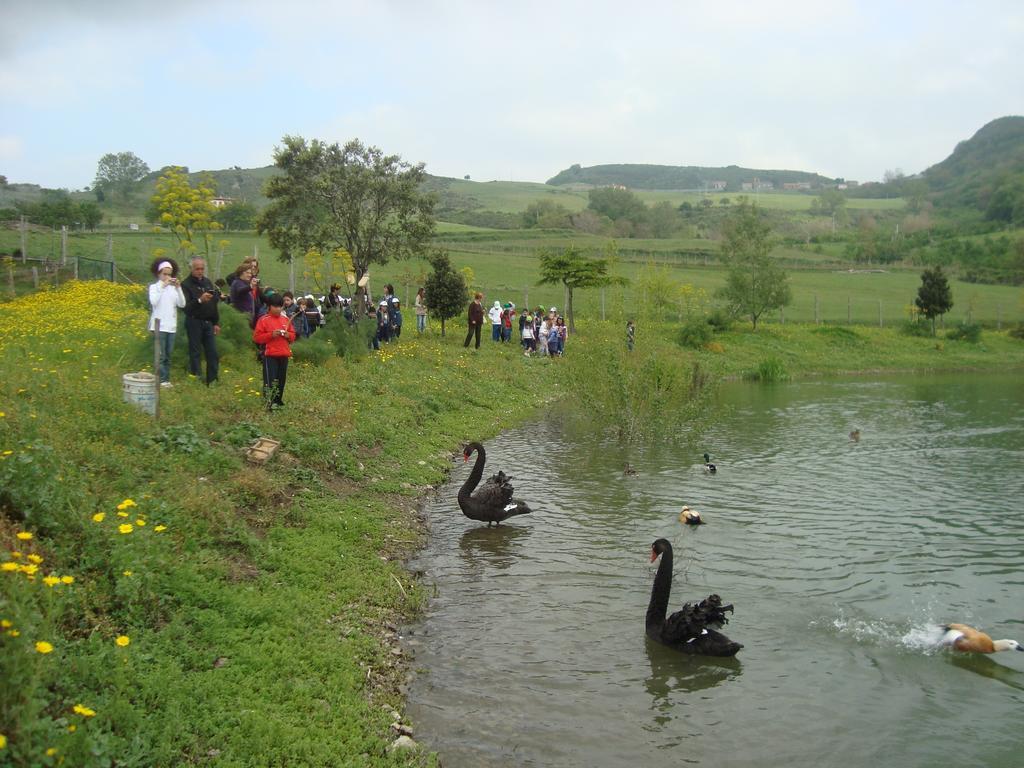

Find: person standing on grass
<box><xmin>148</xmin><ymin>258</ymin><xmax>186</xmax><ymax>388</ymax></box>
<box><xmin>488</xmin><ymin>300</ymin><xmax>503</xmax><ymax>342</ymax></box>
<box><xmin>626</xmin><ymin>319</ymin><xmax>635</xmax><ymax>351</ymax></box>
<box><xmin>464</xmin><ymin>292</ymin><xmax>485</xmax><ymax>349</ymax></box>
<box><xmin>180</xmin><ymin>256</ymin><xmax>220</xmax><ymax>385</ymax></box>
<box><xmin>252</xmin><ymin>292</ymin><xmax>295</xmax><ymax>410</ymax></box>
<box><xmin>415</xmin><ymin>287</ymin><xmax>427</xmax><ymax>333</ymax></box>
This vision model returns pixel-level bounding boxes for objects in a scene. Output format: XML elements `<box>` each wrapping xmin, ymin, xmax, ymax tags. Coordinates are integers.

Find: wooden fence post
<box><xmin>61</xmin><ymin>226</ymin><xmax>67</xmax><ymax>266</ymax></box>
<box><xmin>814</xmin><ymin>294</ymin><xmax>820</xmax><ymax>325</ymax></box>
<box><xmin>997</xmin><ymin>306</ymin><xmax>1002</xmax><ymax>330</ymax></box>
<box><xmin>31</xmin><ymin>267</ymin><xmax>38</xmax><ymax>289</ymax></box>
<box><xmin>20</xmin><ymin>216</ymin><xmax>27</xmax><ymax>263</ymax></box>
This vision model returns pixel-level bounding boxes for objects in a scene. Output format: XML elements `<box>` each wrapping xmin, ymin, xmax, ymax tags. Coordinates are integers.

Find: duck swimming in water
<box><xmin>702</xmin><ymin>453</ymin><xmax>716</xmax><ymax>474</ymax></box>
<box><xmin>940</xmin><ymin>623</ymin><xmax>1023</xmax><ymax>654</ymax></box>
<box><xmin>679</xmin><ymin>506</ymin><xmax>704</xmax><ymax>525</ymax></box>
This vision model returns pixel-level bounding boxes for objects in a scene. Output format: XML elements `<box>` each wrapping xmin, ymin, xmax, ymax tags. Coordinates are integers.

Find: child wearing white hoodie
<box><xmin>488</xmin><ymin>300</ymin><xmax>503</xmax><ymax>342</ymax></box>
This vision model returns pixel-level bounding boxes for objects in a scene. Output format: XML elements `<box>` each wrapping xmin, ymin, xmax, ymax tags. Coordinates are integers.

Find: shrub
<box><xmin>945</xmin><ymin>323</ymin><xmax>982</xmax><ymax>343</ymax></box>
<box><xmin>706</xmin><ymin>308</ymin><xmax>734</xmax><ymax>332</ymax></box>
<box><xmin>318</xmin><ymin>315</ymin><xmax>373</xmax><ymax>359</ymax></box>
<box><xmin>291</xmin><ymin>333</ymin><xmax>335</xmax><ymax>365</ymax></box>
<box><xmin>899</xmin><ymin>320</ymin><xmax>933</xmax><ymax>338</ymax></box>
<box><xmin>677</xmin><ymin>318</ymin><xmax>713</xmax><ymax>349</ymax></box>
<box><xmin>745</xmin><ymin>357</ymin><xmax>789</xmax><ymax>382</ymax></box>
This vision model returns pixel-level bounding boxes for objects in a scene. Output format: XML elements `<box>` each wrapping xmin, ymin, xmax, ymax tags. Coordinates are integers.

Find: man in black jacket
<box><xmin>180</xmin><ymin>256</ymin><xmax>220</xmax><ymax>384</ymax></box>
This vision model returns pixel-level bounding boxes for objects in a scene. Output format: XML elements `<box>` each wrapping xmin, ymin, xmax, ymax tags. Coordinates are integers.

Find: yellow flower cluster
<box><xmin>90</xmin><ymin>499</ymin><xmax>168</xmax><ymax>537</ymax></box>
<box><xmin>0</xmin><ymin>281</ymin><xmax>142</xmax><ymax>355</ymax></box>
<box><xmin>2</xmin><ymin>542</ymin><xmax>75</xmax><ymax>587</ymax></box>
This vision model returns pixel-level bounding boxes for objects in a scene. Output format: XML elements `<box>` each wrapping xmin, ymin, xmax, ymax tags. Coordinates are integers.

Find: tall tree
<box><xmin>536</xmin><ymin>245</ymin><xmax>614</xmax><ymax>332</ymax></box>
<box><xmin>258</xmin><ymin>136</ymin><xmax>436</xmax><ymax>312</ymax></box>
<box><xmin>94</xmin><ymin>151</ymin><xmax>150</xmax><ymax>200</ymax></box>
<box><xmin>151</xmin><ymin>167</ymin><xmax>223</xmax><ymax>258</ymax></box>
<box><xmin>423</xmin><ymin>250</ymin><xmax>467</xmax><ymax>336</ymax></box>
<box><xmin>716</xmin><ymin>201</ymin><xmax>791</xmax><ymax>330</ymax></box>
<box><xmin>915</xmin><ymin>265</ymin><xmax>953</xmax><ymax>335</ymax></box>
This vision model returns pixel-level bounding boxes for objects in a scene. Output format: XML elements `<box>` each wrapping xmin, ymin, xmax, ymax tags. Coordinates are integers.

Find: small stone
<box><xmin>389</xmin><ymin>735</ymin><xmax>418</xmax><ymax>752</ymax></box>
<box><xmin>390</xmin><ymin>722</ymin><xmax>414</xmax><ymax>737</ymax></box>
<box><xmin>213</xmin><ymin>657</ymin><xmax>229</xmax><ymax>668</ymax></box>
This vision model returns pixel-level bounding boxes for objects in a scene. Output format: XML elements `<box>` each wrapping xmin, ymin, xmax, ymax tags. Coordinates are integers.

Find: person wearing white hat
<box><xmin>488</xmin><ymin>300</ymin><xmax>503</xmax><ymax>342</ymax></box>
<box><xmin>148</xmin><ymin>257</ymin><xmax>186</xmax><ymax>387</ymax></box>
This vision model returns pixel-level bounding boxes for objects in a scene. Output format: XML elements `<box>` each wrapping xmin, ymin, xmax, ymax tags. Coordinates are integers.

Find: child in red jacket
<box><xmin>252</xmin><ymin>292</ymin><xmax>296</xmax><ymax>410</ymax></box>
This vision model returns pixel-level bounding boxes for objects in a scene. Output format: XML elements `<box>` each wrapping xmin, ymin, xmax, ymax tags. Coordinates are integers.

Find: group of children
<box><xmin>504</xmin><ymin>304</ymin><xmax>568</xmax><ymax>357</ymax></box>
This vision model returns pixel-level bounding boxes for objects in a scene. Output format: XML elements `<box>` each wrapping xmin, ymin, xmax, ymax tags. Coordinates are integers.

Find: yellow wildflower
<box><xmin>60</xmin><ymin>575</ymin><xmax>74</xmax><ymax>584</ymax></box>
<box><xmin>43</xmin><ymin>576</ymin><xmax>60</xmax><ymax>587</ymax></box>
<box><xmin>0</xmin><ymin>733</ymin><xmax>6</xmax><ymax>749</ymax></box>
<box><xmin>118</xmin><ymin>524</ymin><xmax>134</xmax><ymax>535</ymax></box>
<box><xmin>9</xmin><ymin>552</ymin><xmax>21</xmax><ymax>559</ymax></box>
<box><xmin>67</xmin><ymin>725</ymin><xmax>76</xmax><ymax>733</ymax></box>
<box><xmin>7</xmin><ymin>630</ymin><xmax>20</xmax><ymax>637</ymax></box>
<box><xmin>20</xmin><ymin>564</ymin><xmax>38</xmax><ymax>575</ymax></box>
<box><xmin>116</xmin><ymin>511</ymin><xmax>129</xmax><ymax>518</ymax></box>
<box><xmin>92</xmin><ymin>512</ymin><xmax>106</xmax><ymax>523</ymax></box>
<box><xmin>27</xmin><ymin>554</ymin><xmax>43</xmax><ymax>564</ymax></box>
<box><xmin>15</xmin><ymin>532</ymin><xmax>32</xmax><ymax>541</ymax></box>
<box><xmin>35</xmin><ymin>641</ymin><xmax>54</xmax><ymax>654</ymax></box>
<box><xmin>46</xmin><ymin>747</ymin><xmax>58</xmax><ymax>756</ymax></box>
<box><xmin>1</xmin><ymin>562</ymin><xmax>17</xmax><ymax>572</ymax></box>
<box><xmin>115</xmin><ymin>635</ymin><xmax>130</xmax><ymax>647</ymax></box>
<box><xmin>122</xmin><ymin>570</ymin><xmax>133</xmax><ymax>576</ymax></box>
<box><xmin>135</xmin><ymin>519</ymin><xmax>146</xmax><ymax>527</ymax></box>
<box><xmin>72</xmin><ymin>704</ymin><xmax>95</xmax><ymax>717</ymax></box>
<box><xmin>154</xmin><ymin>525</ymin><xmax>167</xmax><ymax>532</ymax></box>
<box><xmin>116</xmin><ymin>499</ymin><xmax>136</xmax><ymax>510</ymax></box>
<box><xmin>0</xmin><ymin>619</ymin><xmax>9</xmax><ymax>628</ymax></box>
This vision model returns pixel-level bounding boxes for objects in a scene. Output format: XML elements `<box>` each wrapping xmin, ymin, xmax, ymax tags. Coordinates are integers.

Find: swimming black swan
<box><xmin>458</xmin><ymin>442</ymin><xmax>533</xmax><ymax>526</ymax></box>
<box><xmin>646</xmin><ymin>538</ymin><xmax>742</xmax><ymax>656</ymax></box>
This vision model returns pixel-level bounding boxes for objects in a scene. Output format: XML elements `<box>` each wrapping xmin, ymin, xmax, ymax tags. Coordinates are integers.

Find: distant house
<box><xmin>782</xmin><ymin>182</ymin><xmax>812</xmax><ymax>191</ymax></box>
<box><xmin>741</xmin><ymin>180</ymin><xmax>774</xmax><ymax>191</ymax></box>
<box><xmin>210</xmin><ymin>197</ymin><xmax>234</xmax><ymax>208</ymax></box>
<box><xmin>707</xmin><ymin>180</ymin><xmax>727</xmax><ymax>191</ymax></box>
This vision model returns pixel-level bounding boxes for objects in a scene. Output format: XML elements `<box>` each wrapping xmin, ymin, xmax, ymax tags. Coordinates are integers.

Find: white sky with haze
<box><xmin>2</xmin><ymin>0</ymin><xmax>1022</xmax><ymax>189</ymax></box>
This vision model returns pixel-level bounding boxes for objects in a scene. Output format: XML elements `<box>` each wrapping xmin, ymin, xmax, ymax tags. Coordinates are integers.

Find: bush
<box><xmin>899</xmin><ymin>320</ymin><xmax>933</xmax><ymax>338</ymax></box>
<box><xmin>677</xmin><ymin>318</ymin><xmax>713</xmax><ymax>349</ymax></box>
<box><xmin>706</xmin><ymin>308</ymin><xmax>734</xmax><ymax>332</ymax></box>
<box><xmin>945</xmin><ymin>322</ymin><xmax>982</xmax><ymax>343</ymax></box>
<box><xmin>291</xmin><ymin>333</ymin><xmax>335</xmax><ymax>365</ymax></box>
<box><xmin>745</xmin><ymin>357</ymin><xmax>789</xmax><ymax>382</ymax></box>
<box><xmin>318</xmin><ymin>315</ymin><xmax>374</xmax><ymax>358</ymax></box>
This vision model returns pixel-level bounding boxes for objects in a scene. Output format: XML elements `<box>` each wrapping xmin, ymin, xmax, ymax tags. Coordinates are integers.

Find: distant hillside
<box><xmin>921</xmin><ymin>116</ymin><xmax>1024</xmax><ymax>211</ymax></box>
<box><xmin>546</xmin><ymin>163</ymin><xmax>835</xmax><ymax>191</ymax></box>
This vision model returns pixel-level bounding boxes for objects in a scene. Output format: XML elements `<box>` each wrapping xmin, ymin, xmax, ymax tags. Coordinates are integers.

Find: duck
<box><xmin>624</xmin><ymin>463</ymin><xmax>638</xmax><ymax>476</ymax></box>
<box><xmin>458</xmin><ymin>442</ymin><xmax>533</xmax><ymax>527</ymax></box>
<box><xmin>679</xmin><ymin>506</ymin><xmax>704</xmax><ymax>525</ymax></box>
<box><xmin>646</xmin><ymin>538</ymin><xmax>741</xmax><ymax>656</ymax></box>
<box><xmin>849</xmin><ymin>429</ymin><xmax>861</xmax><ymax>442</ymax></box>
<box><xmin>702</xmin><ymin>453</ymin><xmax>717</xmax><ymax>474</ymax></box>
<box><xmin>940</xmin><ymin>623</ymin><xmax>1023</xmax><ymax>654</ymax></box>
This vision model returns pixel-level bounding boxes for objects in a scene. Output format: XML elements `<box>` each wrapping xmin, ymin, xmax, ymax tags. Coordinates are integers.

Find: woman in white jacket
<box><xmin>148</xmin><ymin>258</ymin><xmax>186</xmax><ymax>387</ymax></box>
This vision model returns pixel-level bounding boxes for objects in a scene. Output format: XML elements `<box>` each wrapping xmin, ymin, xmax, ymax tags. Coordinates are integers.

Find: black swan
<box><xmin>646</xmin><ymin>538</ymin><xmax>742</xmax><ymax>656</ymax></box>
<box><xmin>458</xmin><ymin>442</ymin><xmax>533</xmax><ymax>526</ymax></box>
<box><xmin>702</xmin><ymin>453</ymin><xmax>717</xmax><ymax>474</ymax></box>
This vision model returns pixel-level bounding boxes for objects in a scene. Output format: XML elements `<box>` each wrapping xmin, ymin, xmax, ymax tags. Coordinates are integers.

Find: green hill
<box><xmin>922</xmin><ymin>116</ymin><xmax>1024</xmax><ymax>217</ymax></box>
<box><xmin>545</xmin><ymin>163</ymin><xmax>835</xmax><ymax>191</ymax></box>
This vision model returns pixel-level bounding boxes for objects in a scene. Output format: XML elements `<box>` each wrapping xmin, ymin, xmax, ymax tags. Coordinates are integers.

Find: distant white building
<box><xmin>707</xmin><ymin>180</ymin><xmax>727</xmax><ymax>191</ymax></box>
<box><xmin>210</xmin><ymin>197</ymin><xmax>234</xmax><ymax>208</ymax></box>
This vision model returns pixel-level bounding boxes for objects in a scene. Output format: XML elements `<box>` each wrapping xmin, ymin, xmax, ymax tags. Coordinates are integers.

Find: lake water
<box><xmin>403</xmin><ymin>372</ymin><xmax>1024</xmax><ymax>767</ymax></box>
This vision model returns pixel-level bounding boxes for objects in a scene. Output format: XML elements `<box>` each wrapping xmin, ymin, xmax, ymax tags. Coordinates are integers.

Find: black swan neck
<box><xmin>459</xmin><ymin>443</ymin><xmax>486</xmax><ymax>500</ymax></box>
<box><xmin>647</xmin><ymin>545</ymin><xmax>673</xmax><ymax>629</ymax></box>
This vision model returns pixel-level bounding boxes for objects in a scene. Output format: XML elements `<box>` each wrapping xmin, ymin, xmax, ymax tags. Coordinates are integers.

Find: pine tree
<box><xmin>915</xmin><ymin>265</ymin><xmax>953</xmax><ymax>335</ymax></box>
<box><xmin>423</xmin><ymin>250</ymin><xmax>467</xmax><ymax>337</ymax></box>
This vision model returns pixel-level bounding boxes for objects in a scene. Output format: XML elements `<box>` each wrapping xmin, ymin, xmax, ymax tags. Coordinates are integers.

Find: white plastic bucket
<box><xmin>122</xmin><ymin>372</ymin><xmax>157</xmax><ymax>415</ymax></box>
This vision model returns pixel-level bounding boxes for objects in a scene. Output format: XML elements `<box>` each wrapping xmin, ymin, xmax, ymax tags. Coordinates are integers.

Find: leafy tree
<box><xmin>648</xmin><ymin>201</ymin><xmax>680</xmax><ymax>238</ymax></box>
<box><xmin>521</xmin><ymin>200</ymin><xmax>571</xmax><ymax>229</ymax></box>
<box><xmin>215</xmin><ymin>200</ymin><xmax>258</xmax><ymax>231</ymax></box>
<box><xmin>915</xmin><ymin>265</ymin><xmax>953</xmax><ymax>335</ymax></box>
<box><xmin>151</xmin><ymin>167</ymin><xmax>223</xmax><ymax>258</ymax></box>
<box><xmin>809</xmin><ymin>188</ymin><xmax>847</xmax><ymax>218</ymax></box>
<box><xmin>716</xmin><ymin>202</ymin><xmax>791</xmax><ymax>330</ymax></box>
<box><xmin>78</xmin><ymin>201</ymin><xmax>103</xmax><ymax>230</ymax></box>
<box><xmin>587</xmin><ymin>187</ymin><xmax>648</xmax><ymax>232</ymax></box>
<box><xmin>94</xmin><ymin>151</ymin><xmax>149</xmax><ymax>200</ymax></box>
<box><xmin>259</xmin><ymin>136</ymin><xmax>435</xmax><ymax>312</ymax></box>
<box><xmin>423</xmin><ymin>250</ymin><xmax>467</xmax><ymax>336</ymax></box>
<box><xmin>984</xmin><ymin>174</ymin><xmax>1024</xmax><ymax>224</ymax></box>
<box><xmin>536</xmin><ymin>245</ymin><xmax>615</xmax><ymax>332</ymax></box>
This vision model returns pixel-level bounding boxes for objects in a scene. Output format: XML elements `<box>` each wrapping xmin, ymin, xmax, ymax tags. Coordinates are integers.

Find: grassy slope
<box><xmin>2</xmin><ymin>280</ymin><xmax>1023</xmax><ymax>765</ymax></box>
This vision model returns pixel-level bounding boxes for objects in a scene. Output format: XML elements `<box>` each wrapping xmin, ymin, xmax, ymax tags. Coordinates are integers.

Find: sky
<box><xmin>2</xmin><ymin>0</ymin><xmax>1022</xmax><ymax>190</ymax></box>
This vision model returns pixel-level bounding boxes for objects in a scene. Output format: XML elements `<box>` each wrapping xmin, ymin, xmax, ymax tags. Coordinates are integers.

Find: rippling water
<box><xmin>404</xmin><ymin>372</ymin><xmax>1024</xmax><ymax>767</ymax></box>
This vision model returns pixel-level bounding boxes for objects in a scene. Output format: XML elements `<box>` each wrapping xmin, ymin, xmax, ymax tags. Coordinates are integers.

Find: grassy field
<box><xmin>3</xmin><ymin>224</ymin><xmax>1022</xmax><ymax>327</ymax></box>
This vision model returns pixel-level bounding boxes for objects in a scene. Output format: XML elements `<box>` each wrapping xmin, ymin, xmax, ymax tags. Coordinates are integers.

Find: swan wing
<box><xmin>470</xmin><ymin>479</ymin><xmax>513</xmax><ymax>508</ymax></box>
<box><xmin>662</xmin><ymin>594</ymin><xmax>734</xmax><ymax>643</ymax></box>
